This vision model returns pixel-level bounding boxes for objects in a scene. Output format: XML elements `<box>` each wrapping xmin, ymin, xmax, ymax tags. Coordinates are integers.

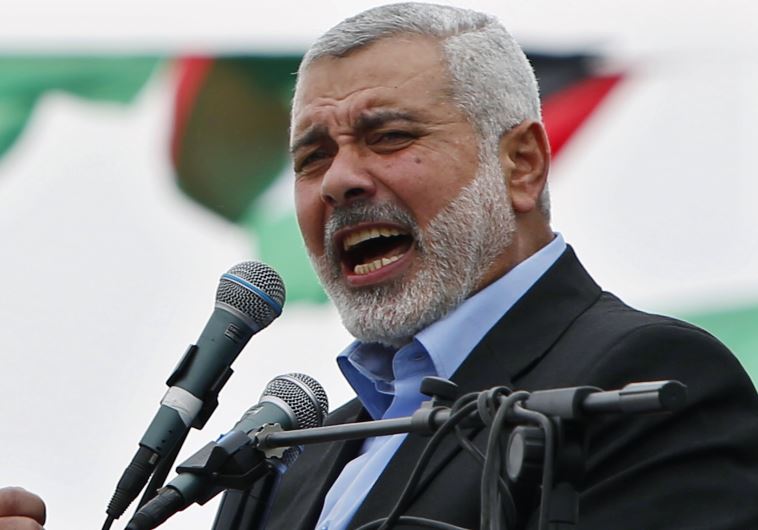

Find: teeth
<box><xmin>354</xmin><ymin>254</ymin><xmax>402</xmax><ymax>275</ymax></box>
<box><xmin>343</xmin><ymin>227</ymin><xmax>404</xmax><ymax>251</ymax></box>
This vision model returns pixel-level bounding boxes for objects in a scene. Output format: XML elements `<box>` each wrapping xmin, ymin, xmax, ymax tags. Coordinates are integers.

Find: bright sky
<box><xmin>0</xmin><ymin>0</ymin><xmax>756</xmax><ymax>54</ymax></box>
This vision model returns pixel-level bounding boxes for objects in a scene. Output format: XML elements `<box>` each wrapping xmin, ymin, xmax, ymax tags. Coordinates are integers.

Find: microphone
<box><xmin>105</xmin><ymin>261</ymin><xmax>286</xmax><ymax>522</ymax></box>
<box><xmin>125</xmin><ymin>373</ymin><xmax>329</xmax><ymax>530</ymax></box>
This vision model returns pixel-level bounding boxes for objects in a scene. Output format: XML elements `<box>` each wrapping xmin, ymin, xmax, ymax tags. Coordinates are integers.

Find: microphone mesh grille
<box><xmin>216</xmin><ymin>261</ymin><xmax>286</xmax><ymax>328</ymax></box>
<box><xmin>262</xmin><ymin>373</ymin><xmax>329</xmax><ymax>429</ymax></box>
<box><xmin>286</xmin><ymin>372</ymin><xmax>330</xmax><ymax>421</ymax></box>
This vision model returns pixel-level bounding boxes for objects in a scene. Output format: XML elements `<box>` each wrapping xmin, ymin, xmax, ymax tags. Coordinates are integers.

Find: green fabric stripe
<box><xmin>0</xmin><ymin>56</ymin><xmax>161</xmax><ymax>158</ymax></box>
<box><xmin>170</xmin><ymin>56</ymin><xmax>327</xmax><ymax>302</ymax></box>
<box><xmin>246</xmin><ymin>210</ymin><xmax>327</xmax><ymax>304</ymax></box>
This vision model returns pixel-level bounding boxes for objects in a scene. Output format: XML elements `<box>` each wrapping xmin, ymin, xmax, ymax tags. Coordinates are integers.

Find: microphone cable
<box><xmin>354</xmin><ymin>399</ymin><xmax>479</xmax><ymax>530</ymax></box>
<box><xmin>452</xmin><ymin>419</ymin><xmax>516</xmax><ymax>521</ymax></box>
<box><xmin>356</xmin><ymin>387</ymin><xmax>554</xmax><ymax>530</ymax></box>
<box><xmin>450</xmin><ymin>390</ymin><xmax>518</xmax><ymax>528</ymax></box>
<box><xmin>137</xmin><ymin>428</ymin><xmax>189</xmax><ymax>510</ymax></box>
<box><xmin>355</xmin><ymin>516</ymin><xmax>469</xmax><ymax>530</ymax></box>
<box><xmin>479</xmin><ymin>390</ymin><xmax>528</xmax><ymax>530</ymax></box>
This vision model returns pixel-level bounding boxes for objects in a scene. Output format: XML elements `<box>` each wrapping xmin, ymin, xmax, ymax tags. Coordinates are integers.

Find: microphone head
<box><xmin>216</xmin><ymin>261</ymin><xmax>286</xmax><ymax>330</ymax></box>
<box><xmin>261</xmin><ymin>373</ymin><xmax>329</xmax><ymax>429</ymax></box>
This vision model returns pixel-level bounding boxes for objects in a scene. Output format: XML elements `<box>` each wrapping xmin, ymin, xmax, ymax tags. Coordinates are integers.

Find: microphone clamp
<box><xmin>254</xmin><ymin>423</ymin><xmax>288</xmax><ymax>459</ymax></box>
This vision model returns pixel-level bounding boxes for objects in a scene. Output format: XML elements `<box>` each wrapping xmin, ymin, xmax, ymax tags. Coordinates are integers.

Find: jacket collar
<box><xmin>349</xmin><ymin>246</ymin><xmax>602</xmax><ymax>527</ymax></box>
<box><xmin>264</xmin><ymin>246</ymin><xmax>602</xmax><ymax>529</ymax></box>
<box><xmin>454</xmin><ymin>245</ymin><xmax>602</xmax><ymax>393</ymax></box>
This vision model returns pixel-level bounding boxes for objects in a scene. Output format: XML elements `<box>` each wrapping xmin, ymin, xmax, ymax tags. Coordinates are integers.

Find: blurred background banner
<box><xmin>1</xmin><ymin>1</ymin><xmax>756</xmax><ymax>529</ymax></box>
<box><xmin>0</xmin><ymin>52</ymin><xmax>625</xmax><ymax>304</ymax></box>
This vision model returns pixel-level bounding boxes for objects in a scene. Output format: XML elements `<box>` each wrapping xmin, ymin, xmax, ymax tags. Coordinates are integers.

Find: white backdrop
<box><xmin>1</xmin><ymin>1</ymin><xmax>757</xmax><ymax>529</ymax></box>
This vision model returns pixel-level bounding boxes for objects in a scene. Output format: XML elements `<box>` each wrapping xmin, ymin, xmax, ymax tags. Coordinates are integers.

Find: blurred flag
<box><xmin>0</xmin><ymin>56</ymin><xmax>160</xmax><ymax>157</ymax></box>
<box><xmin>1</xmin><ymin>53</ymin><xmax>755</xmax><ymax>382</ymax></box>
<box><xmin>168</xmin><ymin>52</ymin><xmax>624</xmax><ymax>303</ymax></box>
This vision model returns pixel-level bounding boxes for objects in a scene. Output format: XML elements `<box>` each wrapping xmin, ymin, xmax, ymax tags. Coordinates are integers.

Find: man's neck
<box><xmin>474</xmin><ymin>221</ymin><xmax>554</xmax><ymax>294</ymax></box>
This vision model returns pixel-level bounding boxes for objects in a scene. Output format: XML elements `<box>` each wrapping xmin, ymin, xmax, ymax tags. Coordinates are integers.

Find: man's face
<box><xmin>291</xmin><ymin>36</ymin><xmax>514</xmax><ymax>345</ymax></box>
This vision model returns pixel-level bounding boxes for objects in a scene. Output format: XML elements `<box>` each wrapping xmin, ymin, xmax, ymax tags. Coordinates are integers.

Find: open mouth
<box><xmin>339</xmin><ymin>225</ymin><xmax>414</xmax><ymax>276</ymax></box>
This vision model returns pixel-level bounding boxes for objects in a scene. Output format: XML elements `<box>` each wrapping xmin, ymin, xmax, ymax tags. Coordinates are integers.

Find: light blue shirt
<box><xmin>315</xmin><ymin>234</ymin><xmax>567</xmax><ymax>530</ymax></box>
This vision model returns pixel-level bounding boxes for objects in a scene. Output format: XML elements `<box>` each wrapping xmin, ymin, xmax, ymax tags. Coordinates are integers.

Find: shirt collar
<box><xmin>337</xmin><ymin>233</ymin><xmax>567</xmax><ymax>418</ymax></box>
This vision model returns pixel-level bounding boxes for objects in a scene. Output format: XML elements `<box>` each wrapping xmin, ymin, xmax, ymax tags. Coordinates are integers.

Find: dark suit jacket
<box><xmin>223</xmin><ymin>247</ymin><xmax>758</xmax><ymax>529</ymax></box>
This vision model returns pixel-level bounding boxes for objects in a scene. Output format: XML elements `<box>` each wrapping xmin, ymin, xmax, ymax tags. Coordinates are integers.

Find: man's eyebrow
<box><xmin>289</xmin><ymin>110</ymin><xmax>421</xmax><ymax>155</ymax></box>
<box><xmin>290</xmin><ymin>124</ymin><xmax>329</xmax><ymax>155</ymax></box>
<box><xmin>354</xmin><ymin>110</ymin><xmax>421</xmax><ymax>131</ymax></box>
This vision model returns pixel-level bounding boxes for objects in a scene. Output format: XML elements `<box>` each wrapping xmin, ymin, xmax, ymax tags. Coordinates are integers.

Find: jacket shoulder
<box><xmin>547</xmin><ymin>292</ymin><xmax>752</xmax><ymax>386</ymax></box>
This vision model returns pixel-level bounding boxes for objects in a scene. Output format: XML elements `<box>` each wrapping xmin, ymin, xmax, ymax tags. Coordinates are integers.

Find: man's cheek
<box><xmin>296</xmin><ymin>215</ymin><xmax>325</xmax><ymax>258</ymax></box>
<box><xmin>300</xmin><ymin>227</ymin><xmax>321</xmax><ymax>255</ymax></box>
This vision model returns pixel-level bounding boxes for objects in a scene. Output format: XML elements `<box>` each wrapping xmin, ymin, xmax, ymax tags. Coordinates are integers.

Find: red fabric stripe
<box><xmin>542</xmin><ymin>74</ymin><xmax>623</xmax><ymax>157</ymax></box>
<box><xmin>171</xmin><ymin>56</ymin><xmax>214</xmax><ymax>165</ymax></box>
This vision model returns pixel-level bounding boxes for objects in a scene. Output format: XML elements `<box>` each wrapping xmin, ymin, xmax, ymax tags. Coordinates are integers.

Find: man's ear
<box><xmin>499</xmin><ymin>120</ymin><xmax>550</xmax><ymax>214</ymax></box>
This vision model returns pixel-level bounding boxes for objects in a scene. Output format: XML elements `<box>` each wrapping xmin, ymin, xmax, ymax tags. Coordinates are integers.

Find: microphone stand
<box><xmin>256</xmin><ymin>406</ymin><xmax>454</xmax><ymax>448</ymax></box>
<box><xmin>136</xmin><ymin>430</ymin><xmax>190</xmax><ymax>510</ymax></box>
<box><xmin>211</xmin><ymin>380</ymin><xmax>686</xmax><ymax>530</ymax></box>
<box><xmin>254</xmin><ymin>381</ymin><xmax>685</xmax><ymax>452</ymax></box>
<box><xmin>506</xmin><ymin>381</ymin><xmax>687</xmax><ymax>530</ymax></box>
<box><xmin>210</xmin><ymin>377</ymin><xmax>461</xmax><ymax>530</ymax></box>
<box><xmin>211</xmin><ymin>473</ymin><xmax>280</xmax><ymax>530</ymax></box>
<box><xmin>134</xmin><ymin>348</ymin><xmax>233</xmax><ymax>513</ymax></box>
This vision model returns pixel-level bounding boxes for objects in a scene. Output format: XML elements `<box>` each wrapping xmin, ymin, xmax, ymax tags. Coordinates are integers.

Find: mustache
<box><xmin>324</xmin><ymin>201</ymin><xmax>420</xmax><ymax>249</ymax></box>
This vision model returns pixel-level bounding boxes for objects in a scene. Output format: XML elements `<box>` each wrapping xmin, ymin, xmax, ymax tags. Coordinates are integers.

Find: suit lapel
<box><xmin>457</xmin><ymin>245</ymin><xmax>602</xmax><ymax>389</ymax></box>
<box><xmin>349</xmin><ymin>246</ymin><xmax>602</xmax><ymax>527</ymax></box>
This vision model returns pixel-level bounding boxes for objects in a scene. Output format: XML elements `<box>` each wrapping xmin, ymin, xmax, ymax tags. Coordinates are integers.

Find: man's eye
<box><xmin>296</xmin><ymin>150</ymin><xmax>330</xmax><ymax>171</ymax></box>
<box><xmin>369</xmin><ymin>131</ymin><xmax>414</xmax><ymax>145</ymax></box>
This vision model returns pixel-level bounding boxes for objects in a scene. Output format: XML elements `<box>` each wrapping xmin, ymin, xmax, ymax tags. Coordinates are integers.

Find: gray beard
<box><xmin>308</xmin><ymin>151</ymin><xmax>516</xmax><ymax>347</ymax></box>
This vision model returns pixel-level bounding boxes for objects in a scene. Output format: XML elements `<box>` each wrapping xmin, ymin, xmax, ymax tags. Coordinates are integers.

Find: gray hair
<box><xmin>295</xmin><ymin>2</ymin><xmax>550</xmax><ymax>218</ymax></box>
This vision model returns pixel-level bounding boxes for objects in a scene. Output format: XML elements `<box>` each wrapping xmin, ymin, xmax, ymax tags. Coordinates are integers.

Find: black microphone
<box><xmin>106</xmin><ymin>261</ymin><xmax>286</xmax><ymax>522</ymax></box>
<box><xmin>125</xmin><ymin>373</ymin><xmax>329</xmax><ymax>530</ymax></box>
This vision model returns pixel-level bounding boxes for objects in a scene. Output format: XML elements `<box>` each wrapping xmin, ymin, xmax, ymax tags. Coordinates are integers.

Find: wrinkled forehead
<box><xmin>290</xmin><ymin>35</ymin><xmax>454</xmax><ymax>141</ymax></box>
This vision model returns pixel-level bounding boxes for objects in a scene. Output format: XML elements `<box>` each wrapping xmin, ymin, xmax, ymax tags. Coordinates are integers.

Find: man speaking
<box><xmin>3</xmin><ymin>2</ymin><xmax>758</xmax><ymax>529</ymax></box>
<box><xmin>266</xmin><ymin>2</ymin><xmax>758</xmax><ymax>529</ymax></box>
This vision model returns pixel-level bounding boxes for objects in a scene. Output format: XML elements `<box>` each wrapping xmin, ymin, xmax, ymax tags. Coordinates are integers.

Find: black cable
<box><xmin>353</xmin><ymin>387</ymin><xmax>550</xmax><ymax>530</ymax></box>
<box><xmin>451</xmin><ymin>391</ymin><xmax>481</xmax><ymax>410</ymax></box>
<box><xmin>368</xmin><ymin>389</ymin><xmax>524</xmax><ymax>530</ymax></box>
<box><xmin>135</xmin><ymin>429</ymin><xmax>189</xmax><ymax>511</ymax></box>
<box><xmin>101</xmin><ymin>515</ymin><xmax>115</xmax><ymax>530</ymax></box>
<box><xmin>412</xmin><ymin>394</ymin><xmax>500</xmax><ymax>508</ymax></box>
<box><xmin>451</xmin><ymin>391</ymin><xmax>494</xmax><ymax>465</ymax></box>
<box><xmin>479</xmin><ymin>389</ymin><xmax>506</xmax><ymax>529</ymax></box>
<box><xmin>511</xmin><ymin>403</ymin><xmax>554</xmax><ymax>530</ymax></box>
<box><xmin>453</xmin><ymin>424</ymin><xmax>516</xmax><ymax>521</ymax></box>
<box><xmin>447</xmin><ymin>390</ymin><xmax>517</xmax><ymax>523</ymax></box>
<box><xmin>367</xmin><ymin>401</ymin><xmax>480</xmax><ymax>530</ymax></box>
<box><xmin>412</xmin><ymin>426</ymin><xmax>480</xmax><ymax>505</ymax></box>
<box><xmin>480</xmin><ymin>391</ymin><xmax>529</xmax><ymax>530</ymax></box>
<box><xmin>454</xmin><ymin>425</ymin><xmax>484</xmax><ymax>463</ymax></box>
<box><xmin>356</xmin><ymin>515</ymin><xmax>470</xmax><ymax>529</ymax></box>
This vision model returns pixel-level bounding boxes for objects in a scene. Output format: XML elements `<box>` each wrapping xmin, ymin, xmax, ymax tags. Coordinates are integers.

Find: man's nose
<box><xmin>320</xmin><ymin>148</ymin><xmax>376</xmax><ymax>207</ymax></box>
